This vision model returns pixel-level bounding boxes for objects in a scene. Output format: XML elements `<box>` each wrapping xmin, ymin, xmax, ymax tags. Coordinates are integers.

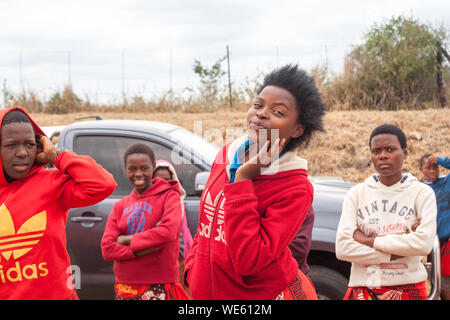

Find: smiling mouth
<box><xmin>133</xmin><ymin>178</ymin><xmax>146</xmax><ymax>187</ymax></box>
<box><xmin>248</xmin><ymin>122</ymin><xmax>266</xmax><ymax>130</ymax></box>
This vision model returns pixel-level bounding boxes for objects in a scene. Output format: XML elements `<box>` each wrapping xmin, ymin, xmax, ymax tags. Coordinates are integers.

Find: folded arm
<box><xmin>335</xmin><ymin>189</ymin><xmax>392</xmax><ymax>265</ymax></box>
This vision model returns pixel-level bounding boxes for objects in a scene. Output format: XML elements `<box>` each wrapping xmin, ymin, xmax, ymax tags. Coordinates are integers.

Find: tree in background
<box><xmin>46</xmin><ymin>86</ymin><xmax>82</xmax><ymax>114</ymax></box>
<box><xmin>192</xmin><ymin>56</ymin><xmax>226</xmax><ymax>107</ymax></box>
<box><xmin>329</xmin><ymin>15</ymin><xmax>449</xmax><ymax>110</ymax></box>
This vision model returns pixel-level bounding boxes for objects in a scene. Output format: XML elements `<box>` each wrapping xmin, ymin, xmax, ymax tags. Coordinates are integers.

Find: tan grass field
<box><xmin>30</xmin><ymin>108</ymin><xmax>450</xmax><ymax>183</ymax></box>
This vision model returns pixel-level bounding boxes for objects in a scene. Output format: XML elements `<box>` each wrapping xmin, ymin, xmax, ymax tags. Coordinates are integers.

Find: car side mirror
<box><xmin>195</xmin><ymin>171</ymin><xmax>210</xmax><ymax>196</ymax></box>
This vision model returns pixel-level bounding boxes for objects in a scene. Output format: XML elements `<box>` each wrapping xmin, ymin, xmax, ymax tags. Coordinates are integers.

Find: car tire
<box><xmin>308</xmin><ymin>265</ymin><xmax>349</xmax><ymax>300</ymax></box>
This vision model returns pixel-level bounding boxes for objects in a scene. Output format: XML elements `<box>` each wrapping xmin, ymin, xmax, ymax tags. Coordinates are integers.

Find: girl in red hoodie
<box><xmin>0</xmin><ymin>107</ymin><xmax>117</xmax><ymax>300</ymax></box>
<box><xmin>101</xmin><ymin>143</ymin><xmax>190</xmax><ymax>300</ymax></box>
<box><xmin>184</xmin><ymin>64</ymin><xmax>326</xmax><ymax>300</ymax></box>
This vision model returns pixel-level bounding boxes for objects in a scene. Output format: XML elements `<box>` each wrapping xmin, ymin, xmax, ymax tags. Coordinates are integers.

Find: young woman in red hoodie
<box><xmin>183</xmin><ymin>64</ymin><xmax>326</xmax><ymax>300</ymax></box>
<box><xmin>0</xmin><ymin>107</ymin><xmax>117</xmax><ymax>300</ymax></box>
<box><xmin>101</xmin><ymin>143</ymin><xmax>190</xmax><ymax>300</ymax></box>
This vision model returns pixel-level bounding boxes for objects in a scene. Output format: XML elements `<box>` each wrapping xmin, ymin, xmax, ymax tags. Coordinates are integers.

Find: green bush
<box><xmin>328</xmin><ymin>15</ymin><xmax>449</xmax><ymax>110</ymax></box>
<box><xmin>46</xmin><ymin>86</ymin><xmax>82</xmax><ymax>114</ymax></box>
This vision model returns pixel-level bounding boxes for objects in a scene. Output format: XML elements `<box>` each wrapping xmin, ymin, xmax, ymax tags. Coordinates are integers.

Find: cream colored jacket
<box><xmin>336</xmin><ymin>173</ymin><xmax>437</xmax><ymax>287</ymax></box>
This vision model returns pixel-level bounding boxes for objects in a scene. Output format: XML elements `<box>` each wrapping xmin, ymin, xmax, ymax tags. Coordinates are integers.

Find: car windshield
<box><xmin>168</xmin><ymin>127</ymin><xmax>220</xmax><ymax>166</ymax></box>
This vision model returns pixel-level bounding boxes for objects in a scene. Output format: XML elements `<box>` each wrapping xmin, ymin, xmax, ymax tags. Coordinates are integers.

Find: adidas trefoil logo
<box><xmin>199</xmin><ymin>189</ymin><xmax>226</xmax><ymax>244</ymax></box>
<box><xmin>0</xmin><ymin>204</ymin><xmax>46</xmax><ymax>261</ymax></box>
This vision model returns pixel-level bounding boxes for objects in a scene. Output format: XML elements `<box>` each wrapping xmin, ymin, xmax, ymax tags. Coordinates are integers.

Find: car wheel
<box><xmin>308</xmin><ymin>265</ymin><xmax>348</xmax><ymax>300</ymax></box>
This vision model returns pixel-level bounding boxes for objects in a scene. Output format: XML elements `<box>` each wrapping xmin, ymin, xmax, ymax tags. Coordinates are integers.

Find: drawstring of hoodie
<box><xmin>228</xmin><ymin>139</ymin><xmax>289</xmax><ymax>183</ymax></box>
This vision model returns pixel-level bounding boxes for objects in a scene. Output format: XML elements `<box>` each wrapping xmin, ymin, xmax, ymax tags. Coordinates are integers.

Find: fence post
<box><xmin>276</xmin><ymin>46</ymin><xmax>279</xmax><ymax>67</ymax></box>
<box><xmin>122</xmin><ymin>50</ymin><xmax>126</xmax><ymax>104</ymax></box>
<box><xmin>68</xmin><ymin>51</ymin><xmax>72</xmax><ymax>88</ymax></box>
<box><xmin>437</xmin><ymin>42</ymin><xmax>447</xmax><ymax>108</ymax></box>
<box><xmin>170</xmin><ymin>48</ymin><xmax>173</xmax><ymax>92</ymax></box>
<box><xmin>226</xmin><ymin>45</ymin><xmax>232</xmax><ymax>109</ymax></box>
<box><xmin>19</xmin><ymin>52</ymin><xmax>23</xmax><ymax>94</ymax></box>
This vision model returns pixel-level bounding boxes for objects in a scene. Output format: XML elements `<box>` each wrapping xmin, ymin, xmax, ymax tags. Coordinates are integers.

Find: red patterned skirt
<box><xmin>115</xmin><ymin>282</ymin><xmax>191</xmax><ymax>300</ymax></box>
<box><xmin>343</xmin><ymin>281</ymin><xmax>427</xmax><ymax>300</ymax></box>
<box><xmin>441</xmin><ymin>239</ymin><xmax>450</xmax><ymax>277</ymax></box>
<box><xmin>275</xmin><ymin>270</ymin><xmax>318</xmax><ymax>300</ymax></box>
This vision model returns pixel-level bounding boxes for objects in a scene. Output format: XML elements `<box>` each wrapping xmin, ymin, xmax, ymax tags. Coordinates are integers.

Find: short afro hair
<box><xmin>123</xmin><ymin>143</ymin><xmax>156</xmax><ymax>165</ymax></box>
<box><xmin>369</xmin><ymin>124</ymin><xmax>407</xmax><ymax>149</ymax></box>
<box><xmin>2</xmin><ymin>109</ymin><xmax>32</xmax><ymax>127</ymax></box>
<box><xmin>257</xmin><ymin>64</ymin><xmax>326</xmax><ymax>150</ymax></box>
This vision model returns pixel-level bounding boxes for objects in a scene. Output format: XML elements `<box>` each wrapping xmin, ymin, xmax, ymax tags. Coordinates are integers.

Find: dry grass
<box><xmin>30</xmin><ymin>108</ymin><xmax>450</xmax><ymax>183</ymax></box>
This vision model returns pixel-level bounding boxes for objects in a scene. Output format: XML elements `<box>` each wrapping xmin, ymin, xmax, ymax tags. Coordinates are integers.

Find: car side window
<box><xmin>73</xmin><ymin>135</ymin><xmax>202</xmax><ymax>197</ymax></box>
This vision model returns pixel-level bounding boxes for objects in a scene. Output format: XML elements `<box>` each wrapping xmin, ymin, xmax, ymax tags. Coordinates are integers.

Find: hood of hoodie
<box><xmin>225</xmin><ymin>135</ymin><xmax>308</xmax><ymax>179</ymax></box>
<box><xmin>130</xmin><ymin>176</ymin><xmax>180</xmax><ymax>199</ymax></box>
<box><xmin>0</xmin><ymin>107</ymin><xmax>46</xmax><ymax>186</ymax></box>
<box><xmin>154</xmin><ymin>159</ymin><xmax>186</xmax><ymax>200</ymax></box>
<box><xmin>365</xmin><ymin>172</ymin><xmax>418</xmax><ymax>192</ymax></box>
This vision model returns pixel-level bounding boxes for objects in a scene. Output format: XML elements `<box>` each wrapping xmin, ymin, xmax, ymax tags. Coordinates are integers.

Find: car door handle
<box><xmin>71</xmin><ymin>216</ymin><xmax>103</xmax><ymax>223</ymax></box>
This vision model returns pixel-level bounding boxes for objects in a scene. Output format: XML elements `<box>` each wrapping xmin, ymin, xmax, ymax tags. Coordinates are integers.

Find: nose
<box><xmin>15</xmin><ymin>145</ymin><xmax>28</xmax><ymax>158</ymax></box>
<box><xmin>379</xmin><ymin>150</ymin><xmax>388</xmax><ymax>160</ymax></box>
<box><xmin>256</xmin><ymin>107</ymin><xmax>269</xmax><ymax>119</ymax></box>
<box><xmin>135</xmin><ymin>169</ymin><xmax>144</xmax><ymax>176</ymax></box>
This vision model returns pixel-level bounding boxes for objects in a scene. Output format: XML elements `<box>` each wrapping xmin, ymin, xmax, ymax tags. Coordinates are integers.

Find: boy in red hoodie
<box><xmin>0</xmin><ymin>107</ymin><xmax>117</xmax><ymax>300</ymax></box>
<box><xmin>183</xmin><ymin>64</ymin><xmax>326</xmax><ymax>300</ymax></box>
<box><xmin>101</xmin><ymin>143</ymin><xmax>190</xmax><ymax>300</ymax></box>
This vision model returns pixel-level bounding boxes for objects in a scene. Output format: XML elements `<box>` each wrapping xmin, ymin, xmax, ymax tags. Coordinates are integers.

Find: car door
<box><xmin>64</xmin><ymin>131</ymin><xmax>205</xmax><ymax>299</ymax></box>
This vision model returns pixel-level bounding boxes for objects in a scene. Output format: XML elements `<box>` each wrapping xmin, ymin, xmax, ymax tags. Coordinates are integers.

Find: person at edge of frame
<box><xmin>420</xmin><ymin>153</ymin><xmax>450</xmax><ymax>300</ymax></box>
<box><xmin>0</xmin><ymin>106</ymin><xmax>117</xmax><ymax>300</ymax></box>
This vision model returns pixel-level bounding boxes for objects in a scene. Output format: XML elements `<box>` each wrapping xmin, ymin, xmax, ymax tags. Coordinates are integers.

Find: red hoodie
<box><xmin>184</xmin><ymin>137</ymin><xmax>314</xmax><ymax>300</ymax></box>
<box><xmin>101</xmin><ymin>177</ymin><xmax>182</xmax><ymax>285</ymax></box>
<box><xmin>0</xmin><ymin>107</ymin><xmax>117</xmax><ymax>300</ymax></box>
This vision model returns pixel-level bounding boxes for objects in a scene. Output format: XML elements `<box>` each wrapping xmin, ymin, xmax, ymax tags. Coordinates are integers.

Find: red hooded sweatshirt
<box><xmin>0</xmin><ymin>107</ymin><xmax>117</xmax><ymax>300</ymax></box>
<box><xmin>184</xmin><ymin>136</ymin><xmax>314</xmax><ymax>300</ymax></box>
<box><xmin>101</xmin><ymin>177</ymin><xmax>182</xmax><ymax>285</ymax></box>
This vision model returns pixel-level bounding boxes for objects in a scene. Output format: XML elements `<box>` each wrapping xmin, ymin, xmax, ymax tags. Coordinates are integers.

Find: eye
<box><xmin>273</xmin><ymin>109</ymin><xmax>284</xmax><ymax>117</ymax></box>
<box><xmin>253</xmin><ymin>103</ymin><xmax>263</xmax><ymax>109</ymax></box>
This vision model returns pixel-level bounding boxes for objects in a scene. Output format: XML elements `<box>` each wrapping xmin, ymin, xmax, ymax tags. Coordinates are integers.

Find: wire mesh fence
<box><xmin>0</xmin><ymin>44</ymin><xmax>348</xmax><ymax>106</ymax></box>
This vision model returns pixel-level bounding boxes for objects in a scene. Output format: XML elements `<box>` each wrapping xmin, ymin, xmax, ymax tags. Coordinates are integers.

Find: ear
<box><xmin>403</xmin><ymin>148</ymin><xmax>408</xmax><ymax>160</ymax></box>
<box><xmin>291</xmin><ymin>123</ymin><xmax>305</xmax><ymax>139</ymax></box>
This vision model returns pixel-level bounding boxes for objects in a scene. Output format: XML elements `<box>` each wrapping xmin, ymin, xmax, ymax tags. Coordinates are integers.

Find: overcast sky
<box><xmin>0</xmin><ymin>0</ymin><xmax>449</xmax><ymax>104</ymax></box>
